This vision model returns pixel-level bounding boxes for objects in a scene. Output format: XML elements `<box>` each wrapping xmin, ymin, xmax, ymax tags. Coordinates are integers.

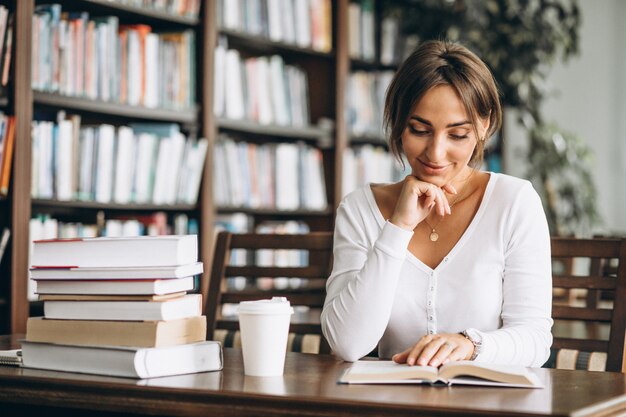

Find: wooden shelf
<box><xmin>31</xmin><ymin>199</ymin><xmax>198</xmax><ymax>213</ymax></box>
<box><xmin>219</xmin><ymin>28</ymin><xmax>335</xmax><ymax>60</ymax></box>
<box><xmin>52</xmin><ymin>0</ymin><xmax>200</xmax><ymax>26</ymax></box>
<box><xmin>217</xmin><ymin>117</ymin><xmax>332</xmax><ymax>141</ymax></box>
<box><xmin>349</xmin><ymin>133</ymin><xmax>388</xmax><ymax>146</ymax></box>
<box><xmin>33</xmin><ymin>91</ymin><xmax>198</xmax><ymax>124</ymax></box>
<box><xmin>217</xmin><ymin>206</ymin><xmax>333</xmax><ymax>217</ymax></box>
<box><xmin>350</xmin><ymin>58</ymin><xmax>398</xmax><ymax>71</ymax></box>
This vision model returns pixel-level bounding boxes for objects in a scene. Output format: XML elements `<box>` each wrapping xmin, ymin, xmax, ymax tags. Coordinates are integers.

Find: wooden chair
<box><xmin>548</xmin><ymin>237</ymin><xmax>626</xmax><ymax>372</ymax></box>
<box><xmin>204</xmin><ymin>231</ymin><xmax>334</xmax><ymax>354</ymax></box>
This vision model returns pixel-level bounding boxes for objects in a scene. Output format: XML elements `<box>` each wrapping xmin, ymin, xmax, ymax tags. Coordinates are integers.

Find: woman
<box><xmin>321</xmin><ymin>40</ymin><xmax>552</xmax><ymax>367</ymax></box>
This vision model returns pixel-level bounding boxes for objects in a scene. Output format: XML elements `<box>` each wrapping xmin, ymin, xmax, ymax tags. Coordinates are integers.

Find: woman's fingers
<box><xmin>393</xmin><ymin>334</ymin><xmax>473</xmax><ymax>367</ymax></box>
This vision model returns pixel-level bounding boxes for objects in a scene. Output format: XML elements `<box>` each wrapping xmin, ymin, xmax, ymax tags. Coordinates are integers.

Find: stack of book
<box><xmin>22</xmin><ymin>235</ymin><xmax>222</xmax><ymax>379</ymax></box>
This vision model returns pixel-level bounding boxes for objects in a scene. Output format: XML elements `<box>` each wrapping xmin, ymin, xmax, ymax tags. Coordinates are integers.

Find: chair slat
<box><xmin>225</xmin><ymin>266</ymin><xmax>329</xmax><ymax>278</ymax></box>
<box><xmin>230</xmin><ymin>233</ymin><xmax>334</xmax><ymax>250</ymax></box>
<box><xmin>216</xmin><ymin>320</ymin><xmax>322</xmax><ymax>335</ymax></box>
<box><xmin>222</xmin><ymin>292</ymin><xmax>326</xmax><ymax>306</ymax></box>
<box><xmin>552</xmin><ymin>306</ymin><xmax>612</xmax><ymax>322</ymax></box>
<box><xmin>553</xmin><ymin>276</ymin><xmax>617</xmax><ymax>290</ymax></box>
<box><xmin>552</xmin><ymin>337</ymin><xmax>609</xmax><ymax>353</ymax></box>
<box><xmin>551</xmin><ymin>238</ymin><xmax>621</xmax><ymax>258</ymax></box>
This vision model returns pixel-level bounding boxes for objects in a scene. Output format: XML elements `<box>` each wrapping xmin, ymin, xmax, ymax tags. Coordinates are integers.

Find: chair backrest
<box><xmin>549</xmin><ymin>237</ymin><xmax>626</xmax><ymax>372</ymax></box>
<box><xmin>204</xmin><ymin>231</ymin><xmax>334</xmax><ymax>354</ymax></box>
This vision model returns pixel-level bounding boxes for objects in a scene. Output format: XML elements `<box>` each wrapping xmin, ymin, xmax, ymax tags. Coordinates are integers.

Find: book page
<box><xmin>438</xmin><ymin>361</ymin><xmax>538</xmax><ymax>386</ymax></box>
<box><xmin>340</xmin><ymin>360</ymin><xmax>439</xmax><ymax>383</ymax></box>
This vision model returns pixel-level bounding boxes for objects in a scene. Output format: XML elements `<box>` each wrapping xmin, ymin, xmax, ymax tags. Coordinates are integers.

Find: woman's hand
<box><xmin>389</xmin><ymin>176</ymin><xmax>457</xmax><ymax>231</ymax></box>
<box><xmin>392</xmin><ymin>333</ymin><xmax>474</xmax><ymax>367</ymax></box>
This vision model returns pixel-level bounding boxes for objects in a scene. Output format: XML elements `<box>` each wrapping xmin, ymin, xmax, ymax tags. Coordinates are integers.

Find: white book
<box><xmin>274</xmin><ymin>143</ymin><xmax>299</xmax><ymax>210</ymax></box>
<box><xmin>113</xmin><ymin>126</ymin><xmax>136</xmax><ymax>204</ymax></box>
<box><xmin>43</xmin><ymin>293</ymin><xmax>202</xmax><ymax>321</ymax></box>
<box><xmin>281</xmin><ymin>0</ymin><xmax>296</xmax><ymax>44</ymax></box>
<box><xmin>255</xmin><ymin>56</ymin><xmax>273</xmax><ymax>125</ymax></box>
<box><xmin>38</xmin><ymin>121</ymin><xmax>54</xmax><ymax>199</ymax></box>
<box><xmin>222</xmin><ymin>0</ymin><xmax>241</xmax><ymax>30</ymax></box>
<box><xmin>31</xmin><ymin>234</ymin><xmax>198</xmax><ymax>268</ymax></box>
<box><xmin>55</xmin><ymin>120</ymin><xmax>74</xmax><ymax>200</ymax></box>
<box><xmin>94</xmin><ymin>124</ymin><xmax>116</xmax><ymax>203</ymax></box>
<box><xmin>151</xmin><ymin>136</ymin><xmax>173</xmax><ymax>205</ymax></box>
<box><xmin>31</xmin><ymin>261</ymin><xmax>203</xmax><ymax>280</ymax></box>
<box><xmin>223</xmin><ymin>138</ymin><xmax>244</xmax><ymax>206</ymax></box>
<box><xmin>213</xmin><ymin>37</ymin><xmax>227</xmax><ymax>117</ymax></box>
<box><xmin>35</xmin><ymin>276</ymin><xmax>195</xmax><ymax>295</ymax></box>
<box><xmin>183</xmin><ymin>138</ymin><xmax>208</xmax><ymax>205</ymax></box>
<box><xmin>78</xmin><ymin>127</ymin><xmax>95</xmax><ymax>200</ymax></box>
<box><xmin>304</xmin><ymin>147</ymin><xmax>327</xmax><ymax>210</ymax></box>
<box><xmin>134</xmin><ymin>132</ymin><xmax>158</xmax><ymax>203</ymax></box>
<box><xmin>163</xmin><ymin>132</ymin><xmax>186</xmax><ymax>205</ymax></box>
<box><xmin>294</xmin><ymin>0</ymin><xmax>311</xmax><ymax>48</ymax></box>
<box><xmin>22</xmin><ymin>340</ymin><xmax>223</xmax><ymax>379</ymax></box>
<box><xmin>224</xmin><ymin>49</ymin><xmax>245</xmax><ymax>120</ymax></box>
<box><xmin>267</xmin><ymin>0</ymin><xmax>282</xmax><ymax>42</ymax></box>
<box><xmin>144</xmin><ymin>32</ymin><xmax>159</xmax><ymax>108</ymax></box>
<box><xmin>269</xmin><ymin>55</ymin><xmax>290</xmax><ymax>126</ymax></box>
<box><xmin>126</xmin><ymin>29</ymin><xmax>141</xmax><ymax>106</ymax></box>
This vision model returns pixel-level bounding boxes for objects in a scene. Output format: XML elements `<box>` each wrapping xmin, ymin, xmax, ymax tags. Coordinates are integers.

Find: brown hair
<box><xmin>384</xmin><ymin>40</ymin><xmax>502</xmax><ymax>167</ymax></box>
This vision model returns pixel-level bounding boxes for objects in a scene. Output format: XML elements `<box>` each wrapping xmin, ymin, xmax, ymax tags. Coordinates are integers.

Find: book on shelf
<box><xmin>0</xmin><ymin>226</ymin><xmax>9</xmax><ymax>265</ymax></box>
<box><xmin>21</xmin><ymin>340</ymin><xmax>222</xmax><ymax>379</ymax></box>
<box><xmin>43</xmin><ymin>293</ymin><xmax>202</xmax><ymax>321</ymax></box>
<box><xmin>339</xmin><ymin>360</ymin><xmax>543</xmax><ymax>388</ymax></box>
<box><xmin>26</xmin><ymin>316</ymin><xmax>207</xmax><ymax>348</ymax></box>
<box><xmin>31</xmin><ymin>235</ymin><xmax>198</xmax><ymax>268</ymax></box>
<box><xmin>31</xmin><ymin>261</ymin><xmax>203</xmax><ymax>280</ymax></box>
<box><xmin>0</xmin><ymin>114</ymin><xmax>15</xmax><ymax>197</ymax></box>
<box><xmin>35</xmin><ymin>276</ymin><xmax>195</xmax><ymax>295</ymax></box>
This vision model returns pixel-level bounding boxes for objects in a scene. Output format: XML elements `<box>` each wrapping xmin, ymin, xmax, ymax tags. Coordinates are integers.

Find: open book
<box><xmin>339</xmin><ymin>360</ymin><xmax>543</xmax><ymax>388</ymax></box>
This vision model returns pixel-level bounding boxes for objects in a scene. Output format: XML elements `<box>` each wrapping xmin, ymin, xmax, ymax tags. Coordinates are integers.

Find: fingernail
<box><xmin>407</xmin><ymin>358</ymin><xmax>414</xmax><ymax>366</ymax></box>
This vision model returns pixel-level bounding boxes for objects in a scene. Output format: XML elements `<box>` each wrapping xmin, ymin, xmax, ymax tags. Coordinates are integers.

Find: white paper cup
<box><xmin>238</xmin><ymin>297</ymin><xmax>294</xmax><ymax>377</ymax></box>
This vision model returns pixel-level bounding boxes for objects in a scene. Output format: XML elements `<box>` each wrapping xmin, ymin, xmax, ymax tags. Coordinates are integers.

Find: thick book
<box><xmin>26</xmin><ymin>316</ymin><xmax>207</xmax><ymax>348</ymax></box>
<box><xmin>38</xmin><ymin>292</ymin><xmax>185</xmax><ymax>301</ymax></box>
<box><xmin>43</xmin><ymin>293</ymin><xmax>202</xmax><ymax>321</ymax></box>
<box><xmin>35</xmin><ymin>276</ymin><xmax>195</xmax><ymax>295</ymax></box>
<box><xmin>31</xmin><ymin>235</ymin><xmax>198</xmax><ymax>268</ymax></box>
<box><xmin>339</xmin><ymin>360</ymin><xmax>543</xmax><ymax>388</ymax></box>
<box><xmin>21</xmin><ymin>340</ymin><xmax>222</xmax><ymax>378</ymax></box>
<box><xmin>30</xmin><ymin>261</ymin><xmax>203</xmax><ymax>280</ymax></box>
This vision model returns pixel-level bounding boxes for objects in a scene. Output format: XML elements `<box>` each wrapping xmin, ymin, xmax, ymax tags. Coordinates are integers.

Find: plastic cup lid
<box><xmin>237</xmin><ymin>297</ymin><xmax>294</xmax><ymax>315</ymax></box>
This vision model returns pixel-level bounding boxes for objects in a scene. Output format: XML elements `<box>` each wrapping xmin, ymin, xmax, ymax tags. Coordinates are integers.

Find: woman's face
<box><xmin>401</xmin><ymin>84</ymin><xmax>487</xmax><ymax>187</ymax></box>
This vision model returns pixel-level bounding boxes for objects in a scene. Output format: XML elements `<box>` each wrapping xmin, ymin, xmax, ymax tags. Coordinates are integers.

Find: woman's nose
<box><xmin>425</xmin><ymin>134</ymin><xmax>447</xmax><ymax>162</ymax></box>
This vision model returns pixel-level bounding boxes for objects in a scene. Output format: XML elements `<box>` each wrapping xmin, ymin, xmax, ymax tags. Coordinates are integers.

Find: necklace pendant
<box><xmin>429</xmin><ymin>231</ymin><xmax>439</xmax><ymax>242</ymax></box>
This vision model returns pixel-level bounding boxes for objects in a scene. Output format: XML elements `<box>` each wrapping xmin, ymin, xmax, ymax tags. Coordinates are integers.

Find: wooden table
<box><xmin>1</xmin><ymin>335</ymin><xmax>625</xmax><ymax>417</ymax></box>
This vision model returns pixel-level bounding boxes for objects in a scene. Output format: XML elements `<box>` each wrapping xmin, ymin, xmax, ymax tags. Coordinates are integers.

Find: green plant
<box><xmin>526</xmin><ymin>123</ymin><xmax>600</xmax><ymax>236</ymax></box>
<box><xmin>395</xmin><ymin>0</ymin><xmax>600</xmax><ymax>235</ymax></box>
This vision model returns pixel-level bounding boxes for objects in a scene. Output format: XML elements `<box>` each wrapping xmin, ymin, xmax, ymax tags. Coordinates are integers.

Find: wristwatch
<box><xmin>461</xmin><ymin>329</ymin><xmax>483</xmax><ymax>361</ymax></box>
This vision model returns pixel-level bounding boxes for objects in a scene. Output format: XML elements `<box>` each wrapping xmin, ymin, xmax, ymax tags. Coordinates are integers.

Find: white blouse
<box><xmin>321</xmin><ymin>173</ymin><xmax>553</xmax><ymax>366</ymax></box>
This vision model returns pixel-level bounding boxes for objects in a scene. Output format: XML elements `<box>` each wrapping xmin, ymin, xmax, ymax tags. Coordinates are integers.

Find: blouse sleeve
<box><xmin>320</xmin><ymin>193</ymin><xmax>413</xmax><ymax>362</ymax></box>
<box><xmin>472</xmin><ymin>182</ymin><xmax>553</xmax><ymax>367</ymax></box>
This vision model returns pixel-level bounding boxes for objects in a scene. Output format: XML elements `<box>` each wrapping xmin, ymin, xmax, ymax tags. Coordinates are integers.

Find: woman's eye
<box><xmin>450</xmin><ymin>133</ymin><xmax>469</xmax><ymax>140</ymax></box>
<box><xmin>408</xmin><ymin>126</ymin><xmax>429</xmax><ymax>135</ymax></box>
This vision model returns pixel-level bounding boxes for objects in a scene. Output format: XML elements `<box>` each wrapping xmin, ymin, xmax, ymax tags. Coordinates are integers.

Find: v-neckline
<box><xmin>365</xmin><ymin>173</ymin><xmax>497</xmax><ymax>272</ymax></box>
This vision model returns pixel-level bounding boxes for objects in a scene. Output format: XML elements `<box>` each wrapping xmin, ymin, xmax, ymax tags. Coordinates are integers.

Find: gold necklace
<box><xmin>422</xmin><ymin>190</ymin><xmax>471</xmax><ymax>242</ymax></box>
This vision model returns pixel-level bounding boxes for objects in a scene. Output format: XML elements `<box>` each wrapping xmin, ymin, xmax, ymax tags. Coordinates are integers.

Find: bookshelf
<box><xmin>0</xmin><ymin>0</ymin><xmax>506</xmax><ymax>334</ymax></box>
<box><xmin>0</xmin><ymin>0</ymin><xmax>210</xmax><ymax>335</ymax></box>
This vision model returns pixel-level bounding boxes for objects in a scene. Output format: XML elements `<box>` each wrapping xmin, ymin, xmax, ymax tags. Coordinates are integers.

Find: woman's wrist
<box><xmin>460</xmin><ymin>329</ymin><xmax>483</xmax><ymax>361</ymax></box>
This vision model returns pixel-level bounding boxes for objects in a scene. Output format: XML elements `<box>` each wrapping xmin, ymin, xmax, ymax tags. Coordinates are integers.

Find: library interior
<box><xmin>0</xmin><ymin>1</ymin><xmax>625</xmax><ymax>416</ymax></box>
